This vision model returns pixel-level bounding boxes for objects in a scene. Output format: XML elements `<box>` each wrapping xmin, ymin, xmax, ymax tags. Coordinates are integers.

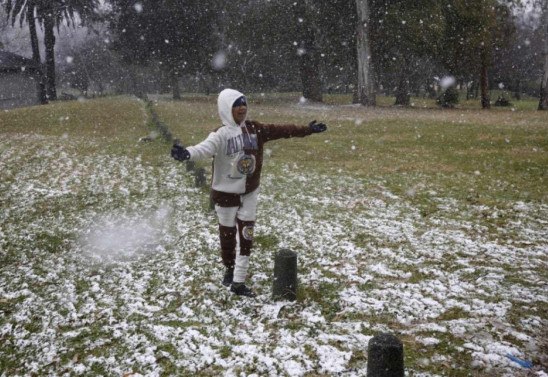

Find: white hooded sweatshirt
<box><xmin>186</xmin><ymin>89</ymin><xmax>250</xmax><ymax>194</ymax></box>
<box><xmin>187</xmin><ymin>89</ymin><xmax>313</xmax><ymax>199</ymax></box>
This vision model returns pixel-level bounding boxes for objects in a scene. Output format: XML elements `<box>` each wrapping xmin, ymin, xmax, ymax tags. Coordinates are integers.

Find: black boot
<box><xmin>230</xmin><ymin>282</ymin><xmax>256</xmax><ymax>297</ymax></box>
<box><xmin>222</xmin><ymin>267</ymin><xmax>234</xmax><ymax>287</ymax></box>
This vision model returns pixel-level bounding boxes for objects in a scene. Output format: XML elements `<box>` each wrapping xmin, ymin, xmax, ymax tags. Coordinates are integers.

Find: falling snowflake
<box><xmin>211</xmin><ymin>51</ymin><xmax>227</xmax><ymax>70</ymax></box>
<box><xmin>439</xmin><ymin>76</ymin><xmax>456</xmax><ymax>89</ymax></box>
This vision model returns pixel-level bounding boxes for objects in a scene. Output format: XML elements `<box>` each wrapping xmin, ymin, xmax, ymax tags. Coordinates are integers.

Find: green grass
<box><xmin>1</xmin><ymin>94</ymin><xmax>546</xmax><ymax>376</ymax></box>
<box><xmin>0</xmin><ymin>96</ymin><xmax>168</xmax><ymax>163</ymax></box>
<box><xmin>151</xmin><ymin>93</ymin><xmax>547</xmax><ymax>210</ymax></box>
<box><xmin>6</xmin><ymin>91</ymin><xmax>541</xmax><ymax>203</ymax></box>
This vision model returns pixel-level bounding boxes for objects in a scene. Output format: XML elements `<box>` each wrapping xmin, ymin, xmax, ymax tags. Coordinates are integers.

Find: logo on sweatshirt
<box><xmin>226</xmin><ymin>133</ymin><xmax>258</xmax><ymax>155</ymax></box>
<box><xmin>237</xmin><ymin>154</ymin><xmax>256</xmax><ymax>176</ymax></box>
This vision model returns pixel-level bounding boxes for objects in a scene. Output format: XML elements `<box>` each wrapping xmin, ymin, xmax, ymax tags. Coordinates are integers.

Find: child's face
<box><xmin>232</xmin><ymin>104</ymin><xmax>247</xmax><ymax>125</ymax></box>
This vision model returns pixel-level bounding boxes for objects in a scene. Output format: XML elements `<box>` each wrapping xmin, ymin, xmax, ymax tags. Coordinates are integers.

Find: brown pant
<box><xmin>219</xmin><ymin>225</ymin><xmax>237</xmax><ymax>268</ymax></box>
<box><xmin>219</xmin><ymin>219</ymin><xmax>255</xmax><ymax>267</ymax></box>
<box><xmin>237</xmin><ymin>218</ymin><xmax>255</xmax><ymax>256</ymax></box>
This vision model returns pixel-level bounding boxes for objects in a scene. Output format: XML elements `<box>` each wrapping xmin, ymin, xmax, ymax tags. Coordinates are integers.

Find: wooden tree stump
<box><xmin>367</xmin><ymin>333</ymin><xmax>404</xmax><ymax>377</ymax></box>
<box><xmin>194</xmin><ymin>168</ymin><xmax>206</xmax><ymax>188</ymax></box>
<box><xmin>272</xmin><ymin>249</ymin><xmax>297</xmax><ymax>301</ymax></box>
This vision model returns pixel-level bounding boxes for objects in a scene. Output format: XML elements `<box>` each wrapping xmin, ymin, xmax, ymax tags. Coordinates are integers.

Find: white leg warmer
<box><xmin>233</xmin><ymin>254</ymin><xmax>250</xmax><ymax>283</ymax></box>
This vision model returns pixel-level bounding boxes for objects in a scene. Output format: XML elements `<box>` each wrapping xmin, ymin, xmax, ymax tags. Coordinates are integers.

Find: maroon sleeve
<box><xmin>251</xmin><ymin>120</ymin><xmax>313</xmax><ymax>142</ymax></box>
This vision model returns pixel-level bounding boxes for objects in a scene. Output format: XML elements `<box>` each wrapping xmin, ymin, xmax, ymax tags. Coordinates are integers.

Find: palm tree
<box><xmin>26</xmin><ymin>1</ymin><xmax>47</xmax><ymax>103</ymax></box>
<box><xmin>4</xmin><ymin>0</ymin><xmax>99</xmax><ymax>101</ymax></box>
<box><xmin>5</xmin><ymin>0</ymin><xmax>47</xmax><ymax>103</ymax></box>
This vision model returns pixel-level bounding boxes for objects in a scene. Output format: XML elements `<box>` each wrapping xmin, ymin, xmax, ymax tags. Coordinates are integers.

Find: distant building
<box><xmin>0</xmin><ymin>50</ymin><xmax>41</xmax><ymax>110</ymax></box>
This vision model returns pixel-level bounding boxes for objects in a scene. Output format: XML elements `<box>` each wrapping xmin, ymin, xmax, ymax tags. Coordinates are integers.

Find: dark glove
<box><xmin>171</xmin><ymin>140</ymin><xmax>190</xmax><ymax>161</ymax></box>
<box><xmin>309</xmin><ymin>120</ymin><xmax>327</xmax><ymax>133</ymax></box>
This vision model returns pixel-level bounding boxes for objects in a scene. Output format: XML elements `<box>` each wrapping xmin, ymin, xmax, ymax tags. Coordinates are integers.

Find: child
<box><xmin>171</xmin><ymin>88</ymin><xmax>327</xmax><ymax>297</ymax></box>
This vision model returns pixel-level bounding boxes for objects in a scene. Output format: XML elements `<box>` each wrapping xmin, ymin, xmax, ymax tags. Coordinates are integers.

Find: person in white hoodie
<box><xmin>171</xmin><ymin>88</ymin><xmax>327</xmax><ymax>297</ymax></box>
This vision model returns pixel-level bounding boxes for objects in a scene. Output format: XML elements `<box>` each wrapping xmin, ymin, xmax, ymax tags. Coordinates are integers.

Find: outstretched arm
<box><xmin>261</xmin><ymin>120</ymin><xmax>327</xmax><ymax>142</ymax></box>
<box><xmin>171</xmin><ymin>131</ymin><xmax>222</xmax><ymax>162</ymax></box>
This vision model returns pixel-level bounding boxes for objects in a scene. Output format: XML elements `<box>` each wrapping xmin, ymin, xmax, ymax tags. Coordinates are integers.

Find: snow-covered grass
<box><xmin>1</xmin><ymin>95</ymin><xmax>547</xmax><ymax>376</ymax></box>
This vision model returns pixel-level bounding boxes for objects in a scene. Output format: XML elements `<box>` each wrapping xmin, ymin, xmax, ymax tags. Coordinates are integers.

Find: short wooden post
<box><xmin>186</xmin><ymin>160</ymin><xmax>195</xmax><ymax>172</ymax></box>
<box><xmin>194</xmin><ymin>168</ymin><xmax>206</xmax><ymax>188</ymax></box>
<box><xmin>209</xmin><ymin>193</ymin><xmax>215</xmax><ymax>211</ymax></box>
<box><xmin>367</xmin><ymin>333</ymin><xmax>404</xmax><ymax>377</ymax></box>
<box><xmin>272</xmin><ymin>249</ymin><xmax>297</xmax><ymax>301</ymax></box>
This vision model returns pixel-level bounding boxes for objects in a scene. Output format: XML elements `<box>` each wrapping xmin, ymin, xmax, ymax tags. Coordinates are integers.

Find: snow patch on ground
<box><xmin>0</xmin><ymin>134</ymin><xmax>546</xmax><ymax>376</ymax></box>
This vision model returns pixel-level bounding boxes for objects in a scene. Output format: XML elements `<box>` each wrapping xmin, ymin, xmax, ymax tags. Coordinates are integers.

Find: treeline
<box><xmin>3</xmin><ymin>0</ymin><xmax>548</xmax><ymax>109</ymax></box>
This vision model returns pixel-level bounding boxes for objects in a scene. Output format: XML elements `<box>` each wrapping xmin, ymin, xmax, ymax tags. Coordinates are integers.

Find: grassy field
<box><xmin>156</xmin><ymin>92</ymin><xmax>547</xmax><ymax>205</ymax></box>
<box><xmin>0</xmin><ymin>94</ymin><xmax>547</xmax><ymax>376</ymax></box>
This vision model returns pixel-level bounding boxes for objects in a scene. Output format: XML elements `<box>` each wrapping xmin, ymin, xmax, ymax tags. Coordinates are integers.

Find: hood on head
<box><xmin>218</xmin><ymin>88</ymin><xmax>246</xmax><ymax>127</ymax></box>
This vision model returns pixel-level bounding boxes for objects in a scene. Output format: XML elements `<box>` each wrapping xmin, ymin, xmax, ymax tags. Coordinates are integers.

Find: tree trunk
<box><xmin>160</xmin><ymin>66</ymin><xmax>171</xmax><ymax>94</ymax></box>
<box><xmin>297</xmin><ymin>1</ymin><xmax>323</xmax><ymax>102</ymax></box>
<box><xmin>427</xmin><ymin>80</ymin><xmax>437</xmax><ymax>99</ymax></box>
<box><xmin>171</xmin><ymin>66</ymin><xmax>181</xmax><ymax>100</ymax></box>
<box><xmin>43</xmin><ymin>9</ymin><xmax>57</xmax><ymax>101</ymax></box>
<box><xmin>394</xmin><ymin>59</ymin><xmax>410</xmax><ymax>106</ymax></box>
<box><xmin>514</xmin><ymin>80</ymin><xmax>521</xmax><ymax>101</ymax></box>
<box><xmin>354</xmin><ymin>0</ymin><xmax>375</xmax><ymax>106</ymax></box>
<box><xmin>480</xmin><ymin>56</ymin><xmax>490</xmax><ymax>109</ymax></box>
<box><xmin>466</xmin><ymin>81</ymin><xmax>473</xmax><ymax>100</ymax></box>
<box><xmin>300</xmin><ymin>52</ymin><xmax>323</xmax><ymax>102</ymax></box>
<box><xmin>130</xmin><ymin>66</ymin><xmax>144</xmax><ymax>99</ymax></box>
<box><xmin>539</xmin><ymin>0</ymin><xmax>548</xmax><ymax>110</ymax></box>
<box><xmin>394</xmin><ymin>91</ymin><xmax>409</xmax><ymax>106</ymax></box>
<box><xmin>27</xmin><ymin>3</ymin><xmax>47</xmax><ymax>104</ymax></box>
